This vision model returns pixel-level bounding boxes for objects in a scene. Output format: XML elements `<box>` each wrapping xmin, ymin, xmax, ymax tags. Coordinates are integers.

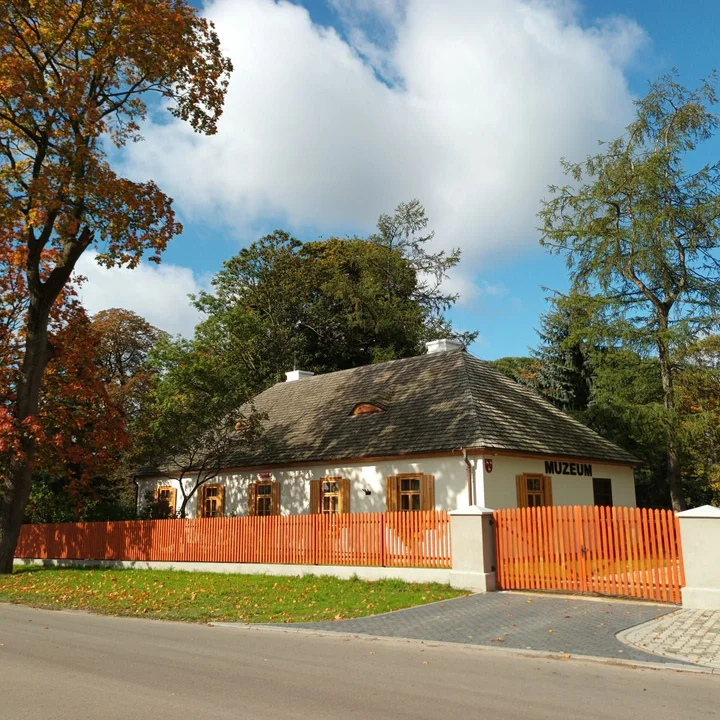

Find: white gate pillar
<box><xmin>449</xmin><ymin>506</ymin><xmax>496</xmax><ymax>592</ymax></box>
<box><xmin>677</xmin><ymin>505</ymin><xmax>720</xmax><ymax>610</ymax></box>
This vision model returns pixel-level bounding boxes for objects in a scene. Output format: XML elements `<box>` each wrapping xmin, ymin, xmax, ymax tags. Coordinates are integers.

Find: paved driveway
<box><xmin>289</xmin><ymin>592</ymin><xmax>679</xmax><ymax>664</ymax></box>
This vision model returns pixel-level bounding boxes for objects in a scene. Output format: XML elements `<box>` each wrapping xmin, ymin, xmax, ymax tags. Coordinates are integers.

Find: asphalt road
<box><xmin>0</xmin><ymin>604</ymin><xmax>717</xmax><ymax>720</ymax></box>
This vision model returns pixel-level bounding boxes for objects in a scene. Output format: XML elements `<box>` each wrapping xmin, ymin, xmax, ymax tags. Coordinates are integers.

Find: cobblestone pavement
<box><xmin>619</xmin><ymin>609</ymin><xmax>720</xmax><ymax>668</ymax></box>
<box><xmin>284</xmin><ymin>592</ymin><xmax>681</xmax><ymax>664</ymax></box>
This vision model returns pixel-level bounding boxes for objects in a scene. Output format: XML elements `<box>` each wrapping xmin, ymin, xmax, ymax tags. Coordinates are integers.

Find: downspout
<box><xmin>461</xmin><ymin>449</ymin><xmax>473</xmax><ymax>507</ymax></box>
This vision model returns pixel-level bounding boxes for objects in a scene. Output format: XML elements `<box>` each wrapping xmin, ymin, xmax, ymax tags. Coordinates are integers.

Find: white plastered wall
<box><xmin>136</xmin><ymin>455</ymin><xmax>471</xmax><ymax>518</ymax></box>
<box><xmin>479</xmin><ymin>454</ymin><xmax>636</xmax><ymax>509</ymax></box>
<box><xmin>137</xmin><ymin>452</ymin><xmax>637</xmax><ymax>518</ymax></box>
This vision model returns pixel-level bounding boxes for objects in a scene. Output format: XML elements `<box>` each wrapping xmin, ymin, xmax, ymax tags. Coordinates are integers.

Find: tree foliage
<box><xmin>531</xmin><ymin>290</ymin><xmax>600</xmax><ymax>412</ymax></box>
<box><xmin>132</xmin><ymin>335</ymin><xmax>261</xmax><ymax>519</ymax></box>
<box><xmin>501</xmin><ymin>285</ymin><xmax>720</xmax><ymax>508</ymax></box>
<box><xmin>194</xmin><ymin>200</ymin><xmax>475</xmax><ymax>391</ymax></box>
<box><xmin>21</xmin><ymin>307</ymin><xmax>163</xmax><ymax>523</ymax></box>
<box><xmin>0</xmin><ymin>0</ymin><xmax>232</xmax><ymax>571</ymax></box>
<box><xmin>91</xmin><ymin>308</ymin><xmax>164</xmax><ymax>420</ymax></box>
<box><xmin>539</xmin><ymin>74</ymin><xmax>720</xmax><ymax>510</ymax></box>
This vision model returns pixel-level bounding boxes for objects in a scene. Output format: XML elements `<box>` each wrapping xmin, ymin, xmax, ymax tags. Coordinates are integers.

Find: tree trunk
<box><xmin>0</xmin><ymin>299</ymin><xmax>52</xmax><ymax>573</ymax></box>
<box><xmin>657</xmin><ymin>321</ymin><xmax>686</xmax><ymax>511</ymax></box>
<box><xmin>0</xmin><ymin>458</ymin><xmax>35</xmax><ymax>574</ymax></box>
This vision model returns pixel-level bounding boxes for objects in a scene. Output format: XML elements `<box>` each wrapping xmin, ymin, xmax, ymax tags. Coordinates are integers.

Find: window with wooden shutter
<box><xmin>255</xmin><ymin>482</ymin><xmax>273</xmax><ymax>516</ymax></box>
<box><xmin>270</xmin><ymin>482</ymin><xmax>281</xmax><ymax>516</ymax></box>
<box><xmin>311</xmin><ymin>477</ymin><xmax>350</xmax><ymax>514</ymax></box>
<box><xmin>388</xmin><ymin>474</ymin><xmax>434</xmax><ymax>512</ymax></box>
<box><xmin>339</xmin><ymin>478</ymin><xmax>350</xmax><ymax>514</ymax></box>
<box><xmin>197</xmin><ymin>485</ymin><xmax>205</xmax><ymax>518</ymax></box>
<box><xmin>516</xmin><ymin>475</ymin><xmax>528</xmax><ymax>508</ymax></box>
<box><xmin>309</xmin><ymin>480</ymin><xmax>321</xmax><ymax>514</ymax></box>
<box><xmin>248</xmin><ymin>482</ymin><xmax>257</xmax><ymax>516</ymax></box>
<box><xmin>386</xmin><ymin>476</ymin><xmax>400</xmax><ymax>512</ymax></box>
<box><xmin>541</xmin><ymin>475</ymin><xmax>552</xmax><ymax>506</ymax></box>
<box><xmin>248</xmin><ymin>481</ymin><xmax>280</xmax><ymax>516</ymax></box>
<box><xmin>400</xmin><ymin>476</ymin><xmax>421</xmax><ymax>510</ymax></box>
<box><xmin>321</xmin><ymin>478</ymin><xmax>340</xmax><ymax>514</ymax></box>
<box><xmin>420</xmin><ymin>475</ymin><xmax>435</xmax><ymax>511</ymax></box>
<box><xmin>517</xmin><ymin>474</ymin><xmax>552</xmax><ymax>508</ymax></box>
<box><xmin>154</xmin><ymin>486</ymin><xmax>177</xmax><ymax>517</ymax></box>
<box><xmin>200</xmin><ymin>484</ymin><xmax>225</xmax><ymax>518</ymax></box>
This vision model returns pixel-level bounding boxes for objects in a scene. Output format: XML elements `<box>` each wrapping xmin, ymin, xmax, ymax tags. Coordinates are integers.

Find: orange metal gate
<box><xmin>493</xmin><ymin>506</ymin><xmax>685</xmax><ymax>603</ymax></box>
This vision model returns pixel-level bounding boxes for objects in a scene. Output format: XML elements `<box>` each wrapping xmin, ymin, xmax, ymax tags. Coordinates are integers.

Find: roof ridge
<box><xmin>265</xmin><ymin>348</ymin><xmax>466</xmax><ymax>389</ymax></box>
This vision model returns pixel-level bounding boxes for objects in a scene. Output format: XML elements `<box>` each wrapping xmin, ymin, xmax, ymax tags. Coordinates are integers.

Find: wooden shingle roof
<box><xmin>215</xmin><ymin>349</ymin><xmax>637</xmax><ymax>468</ymax></box>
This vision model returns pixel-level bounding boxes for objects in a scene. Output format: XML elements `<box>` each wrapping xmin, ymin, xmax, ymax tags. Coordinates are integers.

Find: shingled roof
<box><xmin>207</xmin><ymin>348</ymin><xmax>637</xmax><ymax>469</ymax></box>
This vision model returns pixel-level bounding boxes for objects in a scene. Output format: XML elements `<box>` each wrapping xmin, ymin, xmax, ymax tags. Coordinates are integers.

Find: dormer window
<box><xmin>351</xmin><ymin>402</ymin><xmax>383</xmax><ymax>416</ymax></box>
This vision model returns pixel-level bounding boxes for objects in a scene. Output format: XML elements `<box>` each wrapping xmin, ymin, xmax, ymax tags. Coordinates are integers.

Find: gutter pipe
<box><xmin>461</xmin><ymin>448</ymin><xmax>473</xmax><ymax>506</ymax></box>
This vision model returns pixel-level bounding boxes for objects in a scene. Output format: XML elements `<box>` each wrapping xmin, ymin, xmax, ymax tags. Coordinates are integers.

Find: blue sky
<box><xmin>79</xmin><ymin>0</ymin><xmax>720</xmax><ymax>360</ymax></box>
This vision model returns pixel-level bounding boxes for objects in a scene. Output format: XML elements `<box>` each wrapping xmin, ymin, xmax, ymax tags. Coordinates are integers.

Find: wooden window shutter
<box><xmin>541</xmin><ymin>475</ymin><xmax>553</xmax><ymax>506</ymax></box>
<box><xmin>339</xmin><ymin>478</ymin><xmax>350</xmax><ymax>514</ymax></box>
<box><xmin>168</xmin><ymin>488</ymin><xmax>177</xmax><ymax>514</ymax></box>
<box><xmin>386</xmin><ymin>476</ymin><xmax>399</xmax><ymax>512</ymax></box>
<box><xmin>420</xmin><ymin>475</ymin><xmax>435</xmax><ymax>511</ymax></box>
<box><xmin>516</xmin><ymin>475</ymin><xmax>528</xmax><ymax>508</ymax></box>
<box><xmin>309</xmin><ymin>480</ymin><xmax>321</xmax><ymax>514</ymax></box>
<box><xmin>271</xmin><ymin>482</ymin><xmax>281</xmax><ymax>516</ymax></box>
<box><xmin>248</xmin><ymin>482</ymin><xmax>257</xmax><ymax>516</ymax></box>
<box><xmin>197</xmin><ymin>485</ymin><xmax>206</xmax><ymax>518</ymax></box>
<box><xmin>217</xmin><ymin>485</ymin><xmax>225</xmax><ymax>517</ymax></box>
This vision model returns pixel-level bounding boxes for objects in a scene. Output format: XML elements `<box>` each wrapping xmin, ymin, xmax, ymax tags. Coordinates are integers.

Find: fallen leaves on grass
<box><xmin>0</xmin><ymin>569</ymin><xmax>466</xmax><ymax>625</ymax></box>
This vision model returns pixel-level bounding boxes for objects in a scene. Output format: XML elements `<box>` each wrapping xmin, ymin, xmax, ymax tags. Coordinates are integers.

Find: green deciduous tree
<box><xmin>91</xmin><ymin>308</ymin><xmax>165</xmax><ymax>421</ymax></box>
<box><xmin>539</xmin><ymin>74</ymin><xmax>720</xmax><ymax>510</ymax></box>
<box><xmin>194</xmin><ymin>200</ymin><xmax>475</xmax><ymax>391</ymax></box>
<box><xmin>132</xmin><ymin>335</ymin><xmax>261</xmax><ymax>519</ymax></box>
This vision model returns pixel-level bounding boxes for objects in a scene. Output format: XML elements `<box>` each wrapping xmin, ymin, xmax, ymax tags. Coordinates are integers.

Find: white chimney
<box><xmin>425</xmin><ymin>338</ymin><xmax>464</xmax><ymax>354</ymax></box>
<box><xmin>285</xmin><ymin>370</ymin><xmax>315</xmax><ymax>382</ymax></box>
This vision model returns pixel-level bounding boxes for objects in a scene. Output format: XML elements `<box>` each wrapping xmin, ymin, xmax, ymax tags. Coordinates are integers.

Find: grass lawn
<box><xmin>0</xmin><ymin>567</ymin><xmax>467</xmax><ymax>623</ymax></box>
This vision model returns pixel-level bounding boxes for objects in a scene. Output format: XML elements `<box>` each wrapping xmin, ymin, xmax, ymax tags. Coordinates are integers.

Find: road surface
<box><xmin>0</xmin><ymin>603</ymin><xmax>716</xmax><ymax>719</ymax></box>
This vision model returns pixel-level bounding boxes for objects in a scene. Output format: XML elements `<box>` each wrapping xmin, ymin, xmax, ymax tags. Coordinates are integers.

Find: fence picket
<box><xmin>16</xmin><ymin>511</ymin><xmax>450</xmax><ymax>570</ymax></box>
<box><xmin>491</xmin><ymin>505</ymin><xmax>684</xmax><ymax>604</ymax></box>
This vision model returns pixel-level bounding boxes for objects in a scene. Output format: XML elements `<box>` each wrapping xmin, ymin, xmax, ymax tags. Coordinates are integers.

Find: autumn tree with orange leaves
<box><xmin>0</xmin><ymin>248</ymin><xmax>131</xmax><ymax>519</ymax></box>
<box><xmin>0</xmin><ymin>0</ymin><xmax>232</xmax><ymax>572</ymax></box>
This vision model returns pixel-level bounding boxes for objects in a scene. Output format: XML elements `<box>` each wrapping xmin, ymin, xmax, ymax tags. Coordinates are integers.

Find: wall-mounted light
<box><xmin>363</xmin><ymin>487</ymin><xmax>372</xmax><ymax>496</ymax></box>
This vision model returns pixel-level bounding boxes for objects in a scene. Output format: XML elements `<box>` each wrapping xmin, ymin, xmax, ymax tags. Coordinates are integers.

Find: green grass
<box><xmin>0</xmin><ymin>567</ymin><xmax>467</xmax><ymax>623</ymax></box>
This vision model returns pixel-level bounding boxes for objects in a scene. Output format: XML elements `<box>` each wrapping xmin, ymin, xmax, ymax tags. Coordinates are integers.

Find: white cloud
<box><xmin>118</xmin><ymin>0</ymin><xmax>646</xmax><ymax>310</ymax></box>
<box><xmin>75</xmin><ymin>251</ymin><xmax>207</xmax><ymax>336</ymax></box>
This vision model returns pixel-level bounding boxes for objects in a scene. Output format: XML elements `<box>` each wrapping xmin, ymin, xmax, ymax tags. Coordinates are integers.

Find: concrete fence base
<box><xmin>677</xmin><ymin>505</ymin><xmax>720</xmax><ymax>610</ymax></box>
<box><xmin>448</xmin><ymin>506</ymin><xmax>496</xmax><ymax>592</ymax></box>
<box><xmin>14</xmin><ymin>557</ymin><xmax>450</xmax><ymax>585</ymax></box>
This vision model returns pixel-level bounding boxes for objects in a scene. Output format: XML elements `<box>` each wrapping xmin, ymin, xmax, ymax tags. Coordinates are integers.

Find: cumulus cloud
<box><xmin>115</xmin><ymin>0</ymin><xmax>646</xmax><ymax>316</ymax></box>
<box><xmin>75</xmin><ymin>251</ymin><xmax>207</xmax><ymax>336</ymax></box>
<box><xmin>124</xmin><ymin>0</ymin><xmax>643</xmax><ymax>250</ymax></box>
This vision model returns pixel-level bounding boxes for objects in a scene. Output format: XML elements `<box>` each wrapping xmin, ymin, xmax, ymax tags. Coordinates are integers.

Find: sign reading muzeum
<box><xmin>544</xmin><ymin>461</ymin><xmax>593</xmax><ymax>476</ymax></box>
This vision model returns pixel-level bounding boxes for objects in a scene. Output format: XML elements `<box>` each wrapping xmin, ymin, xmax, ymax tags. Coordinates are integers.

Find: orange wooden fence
<box><xmin>493</xmin><ymin>506</ymin><xmax>685</xmax><ymax>603</ymax></box>
<box><xmin>15</xmin><ymin>511</ymin><xmax>451</xmax><ymax>569</ymax></box>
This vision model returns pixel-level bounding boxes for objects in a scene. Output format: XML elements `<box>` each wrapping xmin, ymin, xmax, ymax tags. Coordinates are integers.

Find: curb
<box><xmin>211</xmin><ymin>621</ymin><xmax>717</xmax><ymax>675</ymax></box>
<box><xmin>616</xmin><ymin>611</ymin><xmax>720</xmax><ymax>670</ymax></box>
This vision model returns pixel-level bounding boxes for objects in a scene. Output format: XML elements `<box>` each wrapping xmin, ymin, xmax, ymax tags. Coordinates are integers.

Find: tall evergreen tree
<box><xmin>532</xmin><ymin>291</ymin><xmax>599</xmax><ymax>412</ymax></box>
